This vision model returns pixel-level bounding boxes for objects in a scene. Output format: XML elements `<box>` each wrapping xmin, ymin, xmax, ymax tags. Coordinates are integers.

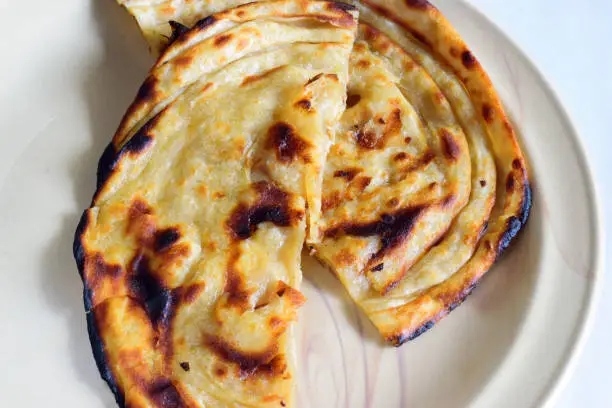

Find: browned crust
<box><xmin>75</xmin><ymin>1</ymin><xmax>357</xmax><ymax>405</ymax></box>
<box><xmin>86</xmin><ymin>307</ymin><xmax>126</xmax><ymax>407</ymax></box>
<box><xmin>112</xmin><ymin>0</ymin><xmax>358</xmax><ymax>149</ymax></box>
<box><xmin>349</xmin><ymin>0</ymin><xmax>531</xmax><ymax>344</ymax></box>
<box><xmin>379</xmin><ymin>180</ymin><xmax>532</xmax><ymax>346</ymax></box>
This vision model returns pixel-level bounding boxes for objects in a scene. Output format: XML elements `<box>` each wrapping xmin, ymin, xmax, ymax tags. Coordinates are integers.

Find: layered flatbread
<box><xmin>113</xmin><ymin>0</ymin><xmax>530</xmax><ymax>345</ymax></box>
<box><xmin>75</xmin><ymin>0</ymin><xmax>532</xmax><ymax>405</ymax></box>
<box><xmin>315</xmin><ymin>0</ymin><xmax>531</xmax><ymax>345</ymax></box>
<box><xmin>74</xmin><ymin>2</ymin><xmax>358</xmax><ymax>406</ymax></box>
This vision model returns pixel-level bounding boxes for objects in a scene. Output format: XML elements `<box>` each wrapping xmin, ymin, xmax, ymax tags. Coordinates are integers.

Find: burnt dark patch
<box><xmin>94</xmin><ymin>143</ymin><xmax>117</xmax><ymax>201</ymax></box>
<box><xmin>325</xmin><ymin>206</ymin><xmax>424</xmax><ymax>260</ymax></box>
<box><xmin>226</xmin><ymin>181</ymin><xmax>296</xmax><ymax>240</ymax></box>
<box><xmin>251</xmin><ymin>354</ymin><xmax>287</xmax><ymax>378</ymax></box>
<box><xmin>327</xmin><ymin>1</ymin><xmax>357</xmax><ymax>12</ymax></box>
<box><xmin>391</xmin><ymin>282</ymin><xmax>480</xmax><ymax>346</ymax></box>
<box><xmin>73</xmin><ymin>210</ymin><xmax>90</xmax><ymax>279</ymax></box>
<box><xmin>408</xmin><ymin>29</ymin><xmax>430</xmax><ymax>47</ymax></box>
<box><xmin>266</xmin><ymin>122</ymin><xmax>311</xmax><ymax>163</ymax></box>
<box><xmin>371</xmin><ymin>263</ymin><xmax>384</xmax><ymax>272</ymax></box>
<box><xmin>439</xmin><ymin>129</ymin><xmax>460</xmax><ymax>161</ymax></box>
<box><xmin>294</xmin><ymin>99</ymin><xmax>313</xmax><ymax>111</ymax></box>
<box><xmin>441</xmin><ymin>194</ymin><xmax>456</xmax><ymax>208</ymax></box>
<box><xmin>306</xmin><ymin>73</ymin><xmax>324</xmax><ymax>85</ymax></box>
<box><xmin>431</xmin><ymin>230</ymin><xmax>448</xmax><ymax>247</ymax></box>
<box><xmin>519</xmin><ymin>181</ymin><xmax>532</xmax><ymax>225</ymax></box>
<box><xmin>405</xmin><ymin>137</ymin><xmax>412</xmax><ymax>144</ymax></box>
<box><xmin>346</xmin><ymin>93</ymin><xmax>361</xmax><ymax>108</ymax></box>
<box><xmin>393</xmin><ymin>152</ymin><xmax>408</xmax><ymax>162</ymax></box>
<box><xmin>154</xmin><ymin>228</ymin><xmax>181</xmax><ymax>252</ymax></box>
<box><xmin>355</xmin><ymin>128</ymin><xmax>378</xmax><ymax>149</ymax></box>
<box><xmin>404</xmin><ymin>0</ymin><xmax>431</xmax><ymax>9</ymax></box>
<box><xmin>86</xmin><ymin>305</ymin><xmax>125</xmax><ymax>407</ymax></box>
<box><xmin>213</xmin><ymin>33</ymin><xmax>232</xmax><ymax>47</ymax></box>
<box><xmin>497</xmin><ymin>216</ymin><xmax>522</xmax><ymax>259</ymax></box>
<box><xmin>390</xmin><ymin>319</ymin><xmax>436</xmax><ymax>346</ymax></box>
<box><xmin>512</xmin><ymin>158</ymin><xmax>522</xmax><ymax>170</ymax></box>
<box><xmin>497</xmin><ymin>181</ymin><xmax>532</xmax><ymax>260</ymax></box>
<box><xmin>203</xmin><ymin>334</ymin><xmax>279</xmax><ymax>377</ymax></box>
<box><xmin>195</xmin><ymin>15</ymin><xmax>217</xmax><ymax>30</ymax></box>
<box><xmin>179</xmin><ymin>362</ymin><xmax>190</xmax><ymax>372</ymax></box>
<box><xmin>355</xmin><ymin>108</ymin><xmax>403</xmax><ymax>150</ymax></box>
<box><xmin>482</xmin><ymin>104</ymin><xmax>494</xmax><ymax>123</ymax></box>
<box><xmin>478</xmin><ymin>221</ymin><xmax>489</xmax><ymax>241</ymax></box>
<box><xmin>333</xmin><ymin>168</ymin><xmax>360</xmax><ymax>181</ymax></box>
<box><xmin>128</xmin><ymin>252</ymin><xmax>169</xmax><ymax>326</ymax></box>
<box><xmin>95</xmin><ymin>114</ymin><xmax>162</xmax><ymax>200</ymax></box>
<box><xmin>147</xmin><ymin>378</ymin><xmax>185</xmax><ymax>408</ymax></box>
<box><xmin>91</xmin><ymin>253</ymin><xmax>122</xmax><ymax>279</ymax></box>
<box><xmin>506</xmin><ymin>173</ymin><xmax>516</xmax><ymax>193</ymax></box>
<box><xmin>168</xmin><ymin>20</ymin><xmax>190</xmax><ymax>46</ymax></box>
<box><xmin>480</xmin><ymin>179</ymin><xmax>487</xmax><ymax>187</ymax></box>
<box><xmin>461</xmin><ymin>50</ymin><xmax>477</xmax><ymax>69</ymax></box>
<box><xmin>123</xmin><ymin>111</ymin><xmax>163</xmax><ymax>161</ymax></box>
<box><xmin>136</xmin><ymin>76</ymin><xmax>159</xmax><ymax>103</ymax></box>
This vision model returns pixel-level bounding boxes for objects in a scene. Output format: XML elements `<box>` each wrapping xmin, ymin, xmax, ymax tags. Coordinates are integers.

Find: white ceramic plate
<box><xmin>0</xmin><ymin>0</ymin><xmax>602</xmax><ymax>407</ymax></box>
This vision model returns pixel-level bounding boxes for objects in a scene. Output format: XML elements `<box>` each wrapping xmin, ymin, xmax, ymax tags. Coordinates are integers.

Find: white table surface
<box><xmin>464</xmin><ymin>0</ymin><xmax>611</xmax><ymax>406</ymax></box>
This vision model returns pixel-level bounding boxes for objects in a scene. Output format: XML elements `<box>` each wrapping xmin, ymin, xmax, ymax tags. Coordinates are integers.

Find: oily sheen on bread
<box><xmin>75</xmin><ymin>0</ymin><xmax>532</xmax><ymax>405</ymax></box>
<box><xmin>317</xmin><ymin>0</ymin><xmax>531</xmax><ymax>345</ymax></box>
<box><xmin>74</xmin><ymin>2</ymin><xmax>358</xmax><ymax>406</ymax></box>
<box><xmin>113</xmin><ymin>0</ymin><xmax>530</xmax><ymax>344</ymax></box>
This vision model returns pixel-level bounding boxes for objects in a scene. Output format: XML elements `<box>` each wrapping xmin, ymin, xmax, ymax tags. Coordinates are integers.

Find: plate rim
<box><xmin>452</xmin><ymin>1</ymin><xmax>605</xmax><ymax>406</ymax></box>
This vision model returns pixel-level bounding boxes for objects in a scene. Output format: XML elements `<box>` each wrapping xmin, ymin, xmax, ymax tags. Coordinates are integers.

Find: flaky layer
<box><xmin>75</xmin><ymin>2</ymin><xmax>358</xmax><ymax>406</ymax></box>
<box><xmin>111</xmin><ymin>0</ymin><xmax>530</xmax><ymax>347</ymax></box>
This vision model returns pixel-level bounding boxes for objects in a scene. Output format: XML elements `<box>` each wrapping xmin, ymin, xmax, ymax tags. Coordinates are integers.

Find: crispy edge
<box><xmin>352</xmin><ymin>0</ymin><xmax>531</xmax><ymax>344</ymax></box>
<box><xmin>113</xmin><ymin>0</ymin><xmax>358</xmax><ymax>148</ymax></box>
<box><xmin>380</xmin><ymin>181</ymin><xmax>532</xmax><ymax>346</ymax></box>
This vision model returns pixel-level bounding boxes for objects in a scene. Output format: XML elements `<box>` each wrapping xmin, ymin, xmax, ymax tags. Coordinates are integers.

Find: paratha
<box><xmin>114</xmin><ymin>0</ymin><xmax>530</xmax><ymax>343</ymax></box>
<box><xmin>75</xmin><ymin>0</ymin><xmax>533</xmax><ymax>405</ymax></box>
<box><xmin>73</xmin><ymin>1</ymin><xmax>358</xmax><ymax>406</ymax></box>
<box><xmin>313</xmin><ymin>0</ymin><xmax>531</xmax><ymax>345</ymax></box>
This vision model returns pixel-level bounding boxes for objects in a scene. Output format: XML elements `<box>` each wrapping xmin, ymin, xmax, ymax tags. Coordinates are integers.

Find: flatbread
<box><xmin>327</xmin><ymin>0</ymin><xmax>531</xmax><ymax>345</ymax></box>
<box><xmin>74</xmin><ymin>2</ymin><xmax>358</xmax><ymax>406</ymax></box>
<box><xmin>76</xmin><ymin>1</ymin><xmax>532</xmax><ymax>404</ymax></box>
<box><xmin>112</xmin><ymin>0</ymin><xmax>530</xmax><ymax>345</ymax></box>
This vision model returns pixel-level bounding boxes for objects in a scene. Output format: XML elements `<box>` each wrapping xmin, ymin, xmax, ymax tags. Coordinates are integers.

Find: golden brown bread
<box><xmin>75</xmin><ymin>2</ymin><xmax>358</xmax><ymax>406</ymax></box>
<box><xmin>114</xmin><ymin>0</ymin><xmax>530</xmax><ymax>345</ymax></box>
<box><xmin>74</xmin><ymin>0</ymin><xmax>532</xmax><ymax>405</ymax></box>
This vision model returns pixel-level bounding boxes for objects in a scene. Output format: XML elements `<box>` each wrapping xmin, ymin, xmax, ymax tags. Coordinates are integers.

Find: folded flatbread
<box><xmin>74</xmin><ymin>2</ymin><xmax>358</xmax><ymax>406</ymax></box>
<box><xmin>74</xmin><ymin>0</ymin><xmax>532</xmax><ymax>406</ymax></box>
